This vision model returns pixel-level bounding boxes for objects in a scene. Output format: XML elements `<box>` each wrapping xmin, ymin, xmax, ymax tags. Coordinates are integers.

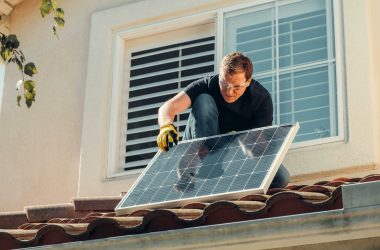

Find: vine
<box><xmin>1</xmin><ymin>0</ymin><xmax>65</xmax><ymax>108</ymax></box>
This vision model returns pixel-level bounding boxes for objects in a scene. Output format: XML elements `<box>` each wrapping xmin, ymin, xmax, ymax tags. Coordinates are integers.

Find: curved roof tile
<box><xmin>0</xmin><ymin>174</ymin><xmax>379</xmax><ymax>249</ymax></box>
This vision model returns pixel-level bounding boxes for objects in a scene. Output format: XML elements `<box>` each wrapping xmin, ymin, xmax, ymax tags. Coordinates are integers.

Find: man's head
<box><xmin>219</xmin><ymin>52</ymin><xmax>253</xmax><ymax>103</ymax></box>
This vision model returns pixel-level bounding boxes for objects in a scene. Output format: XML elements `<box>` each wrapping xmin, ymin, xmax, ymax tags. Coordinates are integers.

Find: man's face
<box><xmin>219</xmin><ymin>71</ymin><xmax>250</xmax><ymax>103</ymax></box>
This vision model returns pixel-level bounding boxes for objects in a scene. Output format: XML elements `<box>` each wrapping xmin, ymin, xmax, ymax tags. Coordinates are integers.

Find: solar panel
<box><xmin>115</xmin><ymin>123</ymin><xmax>299</xmax><ymax>215</ymax></box>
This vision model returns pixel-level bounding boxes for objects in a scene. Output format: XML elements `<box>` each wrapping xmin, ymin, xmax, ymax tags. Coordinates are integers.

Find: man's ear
<box><xmin>246</xmin><ymin>78</ymin><xmax>252</xmax><ymax>85</ymax></box>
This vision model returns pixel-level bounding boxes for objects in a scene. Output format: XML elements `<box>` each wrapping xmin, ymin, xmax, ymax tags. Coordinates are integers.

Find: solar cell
<box><xmin>115</xmin><ymin>123</ymin><xmax>299</xmax><ymax>215</ymax></box>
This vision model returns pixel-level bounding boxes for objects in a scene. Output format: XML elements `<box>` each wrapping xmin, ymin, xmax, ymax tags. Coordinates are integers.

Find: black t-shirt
<box><xmin>184</xmin><ymin>74</ymin><xmax>273</xmax><ymax>133</ymax></box>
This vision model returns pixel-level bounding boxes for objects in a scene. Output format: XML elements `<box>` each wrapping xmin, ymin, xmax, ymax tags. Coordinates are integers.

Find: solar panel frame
<box><xmin>115</xmin><ymin>123</ymin><xmax>299</xmax><ymax>215</ymax></box>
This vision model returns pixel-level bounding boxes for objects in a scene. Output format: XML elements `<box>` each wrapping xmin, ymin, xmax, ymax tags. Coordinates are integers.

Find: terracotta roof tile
<box><xmin>359</xmin><ymin>174</ymin><xmax>380</xmax><ymax>183</ymax></box>
<box><xmin>0</xmin><ymin>174</ymin><xmax>379</xmax><ymax>249</ymax></box>
<box><xmin>297</xmin><ymin>185</ymin><xmax>332</xmax><ymax>195</ymax></box>
<box><xmin>24</xmin><ymin>203</ymin><xmax>76</xmax><ymax>223</ymax></box>
<box><xmin>231</xmin><ymin>200</ymin><xmax>266</xmax><ymax>211</ymax></box>
<box><xmin>72</xmin><ymin>196</ymin><xmax>121</xmax><ymax>211</ymax></box>
<box><xmin>181</xmin><ymin>202</ymin><xmax>209</xmax><ymax>209</ymax></box>
<box><xmin>239</xmin><ymin>194</ymin><xmax>269</xmax><ymax>202</ymax></box>
<box><xmin>0</xmin><ymin>229</ymin><xmax>38</xmax><ymax>241</ymax></box>
<box><xmin>0</xmin><ymin>212</ymin><xmax>28</xmax><ymax>229</ymax></box>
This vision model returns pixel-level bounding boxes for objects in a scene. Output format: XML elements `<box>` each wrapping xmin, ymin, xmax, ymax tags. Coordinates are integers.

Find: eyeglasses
<box><xmin>219</xmin><ymin>79</ymin><xmax>249</xmax><ymax>91</ymax></box>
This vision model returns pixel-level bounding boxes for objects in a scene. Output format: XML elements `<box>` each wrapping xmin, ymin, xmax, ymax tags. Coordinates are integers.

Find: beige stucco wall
<box><xmin>369</xmin><ymin>0</ymin><xmax>380</xmax><ymax>166</ymax></box>
<box><xmin>0</xmin><ymin>0</ymin><xmax>379</xmax><ymax>211</ymax></box>
<box><xmin>0</xmin><ymin>0</ymin><xmax>138</xmax><ymax>212</ymax></box>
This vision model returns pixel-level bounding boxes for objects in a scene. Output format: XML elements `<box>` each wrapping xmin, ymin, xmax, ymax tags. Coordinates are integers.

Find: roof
<box><xmin>0</xmin><ymin>174</ymin><xmax>379</xmax><ymax>249</ymax></box>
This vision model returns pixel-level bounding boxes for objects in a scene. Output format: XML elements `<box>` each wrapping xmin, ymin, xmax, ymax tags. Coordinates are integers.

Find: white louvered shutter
<box><xmin>124</xmin><ymin>36</ymin><xmax>215</xmax><ymax>170</ymax></box>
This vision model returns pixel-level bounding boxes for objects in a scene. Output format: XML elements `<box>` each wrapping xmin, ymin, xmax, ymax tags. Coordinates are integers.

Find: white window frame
<box><xmin>106</xmin><ymin>0</ymin><xmax>345</xmax><ymax>178</ymax></box>
<box><xmin>216</xmin><ymin>0</ymin><xmax>345</xmax><ymax>149</ymax></box>
<box><xmin>107</xmin><ymin>12</ymin><xmax>217</xmax><ymax>178</ymax></box>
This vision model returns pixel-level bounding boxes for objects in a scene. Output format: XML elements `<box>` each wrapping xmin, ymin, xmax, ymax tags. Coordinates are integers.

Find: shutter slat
<box><xmin>125</xmin><ymin>147</ymin><xmax>158</xmax><ymax>157</ymax></box>
<box><xmin>129</xmin><ymin>72</ymin><xmax>214</xmax><ymax>91</ymax></box>
<box><xmin>130</xmin><ymin>62</ymin><xmax>214</xmax><ymax>81</ymax></box>
<box><xmin>127</xmin><ymin>110</ymin><xmax>190</xmax><ymax>123</ymax></box>
<box><xmin>131</xmin><ymin>39</ymin><xmax>215</xmax><ymax>60</ymax></box>
<box><xmin>123</xmin><ymin>159</ymin><xmax>151</xmax><ymax>169</ymax></box>
<box><xmin>131</xmin><ymin>50</ymin><xmax>215</xmax><ymax>70</ymax></box>
<box><xmin>126</xmin><ymin>120</ymin><xmax>188</xmax><ymax>136</ymax></box>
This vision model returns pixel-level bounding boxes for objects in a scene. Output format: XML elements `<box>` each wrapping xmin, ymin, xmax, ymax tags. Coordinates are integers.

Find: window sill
<box><xmin>290</xmin><ymin>135</ymin><xmax>345</xmax><ymax>150</ymax></box>
<box><xmin>106</xmin><ymin>168</ymin><xmax>144</xmax><ymax>180</ymax></box>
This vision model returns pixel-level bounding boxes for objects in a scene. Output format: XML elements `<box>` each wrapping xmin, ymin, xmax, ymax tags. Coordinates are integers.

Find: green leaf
<box><xmin>25</xmin><ymin>98</ymin><xmax>33</xmax><ymax>108</ymax></box>
<box><xmin>23</xmin><ymin>80</ymin><xmax>35</xmax><ymax>92</ymax></box>
<box><xmin>17</xmin><ymin>95</ymin><xmax>21</xmax><ymax>107</ymax></box>
<box><xmin>54</xmin><ymin>17</ymin><xmax>65</xmax><ymax>28</ymax></box>
<box><xmin>24</xmin><ymin>62</ymin><xmax>37</xmax><ymax>77</ymax></box>
<box><xmin>56</xmin><ymin>8</ymin><xmax>64</xmax><ymax>18</ymax></box>
<box><xmin>51</xmin><ymin>0</ymin><xmax>58</xmax><ymax>9</ymax></box>
<box><xmin>1</xmin><ymin>47</ymin><xmax>12</xmax><ymax>62</ymax></box>
<box><xmin>25</xmin><ymin>91</ymin><xmax>35</xmax><ymax>108</ymax></box>
<box><xmin>6</xmin><ymin>34</ymin><xmax>19</xmax><ymax>49</ymax></box>
<box><xmin>25</xmin><ymin>91</ymin><xmax>34</xmax><ymax>99</ymax></box>
<box><xmin>40</xmin><ymin>0</ymin><xmax>53</xmax><ymax>17</ymax></box>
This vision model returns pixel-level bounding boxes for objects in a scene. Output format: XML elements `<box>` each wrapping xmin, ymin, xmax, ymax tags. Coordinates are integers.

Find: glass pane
<box><xmin>256</xmin><ymin>74</ymin><xmax>279</xmax><ymax>124</ymax></box>
<box><xmin>224</xmin><ymin>3</ymin><xmax>276</xmax><ymax>76</ymax></box>
<box><xmin>278</xmin><ymin>0</ymin><xmax>332</xmax><ymax>69</ymax></box>
<box><xmin>279</xmin><ymin>63</ymin><xmax>337</xmax><ymax>142</ymax></box>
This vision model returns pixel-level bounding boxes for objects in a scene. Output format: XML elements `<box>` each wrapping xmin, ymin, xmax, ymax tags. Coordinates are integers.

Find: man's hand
<box><xmin>157</xmin><ymin>124</ymin><xmax>179</xmax><ymax>152</ymax></box>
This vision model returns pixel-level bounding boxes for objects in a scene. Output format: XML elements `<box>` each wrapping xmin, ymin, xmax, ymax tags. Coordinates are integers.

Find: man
<box><xmin>156</xmin><ymin>52</ymin><xmax>289</xmax><ymax>188</ymax></box>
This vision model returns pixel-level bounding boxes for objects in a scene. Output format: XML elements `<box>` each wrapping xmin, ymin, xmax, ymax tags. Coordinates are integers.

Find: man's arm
<box><xmin>157</xmin><ymin>91</ymin><xmax>192</xmax><ymax>151</ymax></box>
<box><xmin>158</xmin><ymin>91</ymin><xmax>192</xmax><ymax>127</ymax></box>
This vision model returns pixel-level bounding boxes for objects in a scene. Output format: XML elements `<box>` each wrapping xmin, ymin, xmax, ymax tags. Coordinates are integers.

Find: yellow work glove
<box><xmin>157</xmin><ymin>124</ymin><xmax>179</xmax><ymax>152</ymax></box>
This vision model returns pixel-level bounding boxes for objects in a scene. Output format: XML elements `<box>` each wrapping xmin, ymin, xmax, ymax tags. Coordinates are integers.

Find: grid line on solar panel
<box><xmin>257</xmin><ymin>127</ymin><xmax>277</xmax><ymax>143</ymax></box>
<box><xmin>264</xmin><ymin>139</ymin><xmax>285</xmax><ymax>156</ymax></box>
<box><xmin>224</xmin><ymin>160</ymin><xmax>245</xmax><ymax>176</ymax></box>
<box><xmin>211</xmin><ymin>175</ymin><xmax>235</xmax><ymax>194</ymax></box>
<box><xmin>210</xmin><ymin>156</ymin><xmax>273</xmax><ymax>195</ymax></box>
<box><xmin>244</xmin><ymin>171</ymin><xmax>268</xmax><ymax>189</ymax></box>
<box><xmin>255</xmin><ymin>155</ymin><xmax>276</xmax><ymax>173</ymax></box>
<box><xmin>242</xmin><ymin>129</ymin><xmax>261</xmax><ymax>144</ymax></box>
<box><xmin>183</xmin><ymin>140</ymin><xmax>205</xmax><ymax>155</ymax></box>
<box><xmin>119</xmin><ymin>124</ymin><xmax>296</xmax><ymax>210</ymax></box>
<box><xmin>227</xmin><ymin>173</ymin><xmax>251</xmax><ymax>192</ymax></box>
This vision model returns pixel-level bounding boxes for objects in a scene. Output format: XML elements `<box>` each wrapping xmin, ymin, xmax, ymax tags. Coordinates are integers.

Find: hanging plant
<box><xmin>0</xmin><ymin>0</ymin><xmax>65</xmax><ymax>108</ymax></box>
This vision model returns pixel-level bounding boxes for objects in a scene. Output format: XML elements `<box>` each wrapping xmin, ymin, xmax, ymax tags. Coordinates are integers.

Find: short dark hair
<box><xmin>219</xmin><ymin>52</ymin><xmax>253</xmax><ymax>81</ymax></box>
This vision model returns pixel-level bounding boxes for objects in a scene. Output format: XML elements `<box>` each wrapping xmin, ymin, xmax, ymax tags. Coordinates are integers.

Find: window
<box><xmin>122</xmin><ymin>23</ymin><xmax>215</xmax><ymax>170</ymax></box>
<box><xmin>119</xmin><ymin>0</ymin><xmax>343</xmax><ymax>173</ymax></box>
<box><xmin>223</xmin><ymin>0</ymin><xmax>339</xmax><ymax>143</ymax></box>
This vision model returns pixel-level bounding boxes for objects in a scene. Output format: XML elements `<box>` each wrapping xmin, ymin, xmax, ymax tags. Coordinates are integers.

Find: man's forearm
<box><xmin>158</xmin><ymin>102</ymin><xmax>176</xmax><ymax>127</ymax></box>
<box><xmin>158</xmin><ymin>91</ymin><xmax>192</xmax><ymax>128</ymax></box>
